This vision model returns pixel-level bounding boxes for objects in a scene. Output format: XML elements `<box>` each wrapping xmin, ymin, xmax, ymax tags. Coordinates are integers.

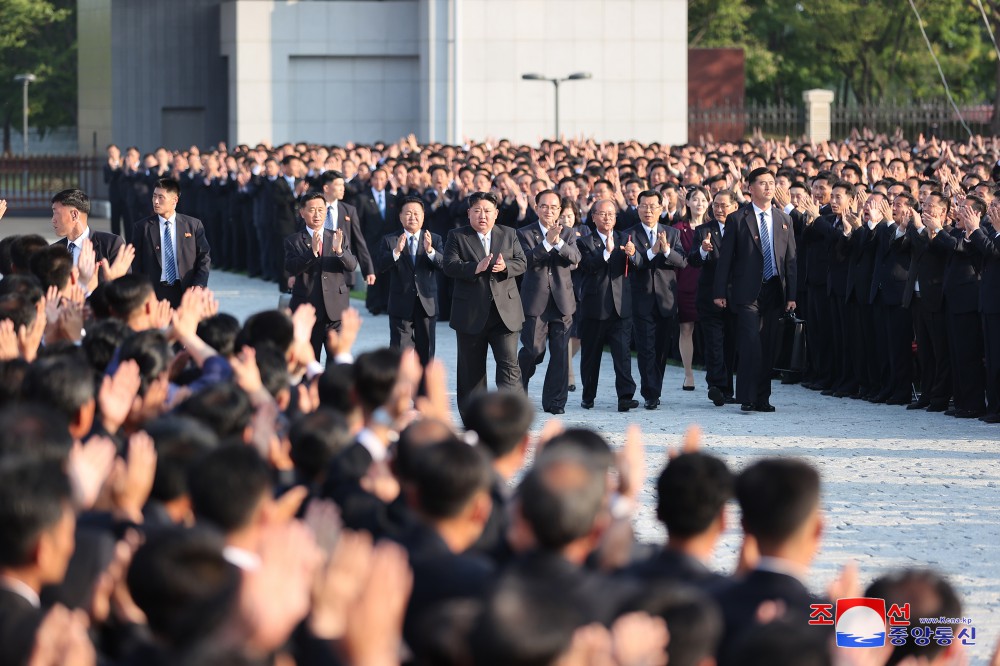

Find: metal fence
<box><xmin>0</xmin><ymin>156</ymin><xmax>103</xmax><ymax>213</ymax></box>
<box><xmin>688</xmin><ymin>99</ymin><xmax>996</xmax><ymax>143</ymax></box>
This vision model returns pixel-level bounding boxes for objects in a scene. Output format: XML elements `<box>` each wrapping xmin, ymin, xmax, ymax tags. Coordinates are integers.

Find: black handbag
<box><xmin>774</xmin><ymin>311</ymin><xmax>808</xmax><ymax>373</ymax></box>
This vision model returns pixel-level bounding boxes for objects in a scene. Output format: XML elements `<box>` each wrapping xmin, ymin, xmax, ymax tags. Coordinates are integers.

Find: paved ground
<box><xmin>6</xmin><ymin>215</ymin><xmax>999</xmax><ymax>662</ymax></box>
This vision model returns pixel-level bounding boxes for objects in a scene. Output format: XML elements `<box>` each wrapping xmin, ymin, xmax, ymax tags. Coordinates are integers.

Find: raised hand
<box><xmin>99</xmin><ymin>359</ymin><xmax>141</xmax><ymax>434</ymax></box>
<box><xmin>773</xmin><ymin>185</ymin><xmax>791</xmax><ymax>209</ymax></box>
<box><xmin>111</xmin><ymin>431</ymin><xmax>158</xmax><ymax>523</ymax></box>
<box><xmin>101</xmin><ymin>244</ymin><xmax>135</xmax><ymax>281</ymax></box>
<box><xmin>395</xmin><ymin>232</ymin><xmax>407</xmax><ymax>255</ymax></box>
<box><xmin>311</xmin><ymin>228</ymin><xmax>323</xmax><ymax>255</ymax></box>
<box><xmin>77</xmin><ymin>239</ymin><xmax>98</xmax><ymax>291</ymax></box>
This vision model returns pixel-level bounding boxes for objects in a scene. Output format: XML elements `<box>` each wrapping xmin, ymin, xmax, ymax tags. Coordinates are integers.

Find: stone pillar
<box><xmin>803</xmin><ymin>89</ymin><xmax>835</xmax><ymax>143</ymax></box>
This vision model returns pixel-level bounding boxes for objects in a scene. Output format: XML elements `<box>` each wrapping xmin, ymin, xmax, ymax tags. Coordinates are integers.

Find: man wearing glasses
<box><xmin>444</xmin><ymin>191</ymin><xmax>528</xmax><ymax>408</ymax></box>
<box><xmin>516</xmin><ymin>189</ymin><xmax>582</xmax><ymax>415</ymax></box>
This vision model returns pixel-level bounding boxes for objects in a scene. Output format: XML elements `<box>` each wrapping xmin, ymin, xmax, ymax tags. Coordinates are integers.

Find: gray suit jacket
<box><xmin>443</xmin><ymin>225</ymin><xmax>526</xmax><ymax>334</ymax></box>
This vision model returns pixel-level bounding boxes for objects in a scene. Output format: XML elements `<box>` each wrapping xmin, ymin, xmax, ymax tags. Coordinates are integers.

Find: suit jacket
<box><xmin>329</xmin><ymin>200</ymin><xmax>373</xmax><ymax>283</ymax></box>
<box><xmin>800</xmin><ymin>214</ymin><xmax>833</xmax><ymax>287</ymax></box>
<box><xmin>577</xmin><ymin>230</ymin><xmax>643</xmax><ymax>320</ymax></box>
<box><xmin>714</xmin><ymin>205</ymin><xmax>797</xmax><ymax>305</ymax></box>
<box><xmin>375</xmin><ymin>230</ymin><xmax>444</xmax><ymax>318</ymax></box>
<box><xmin>516</xmin><ymin>222</ymin><xmax>581</xmax><ymax>317</ymax></box>
<box><xmin>0</xmin><ymin>587</ymin><xmax>42</xmax><ymax>666</ymax></box>
<box><xmin>131</xmin><ymin>214</ymin><xmax>211</xmax><ymax>289</ymax></box>
<box><xmin>443</xmin><ymin>225</ymin><xmax>527</xmax><ymax>334</ymax></box>
<box><xmin>688</xmin><ymin>219</ymin><xmax>727</xmax><ymax>311</ymax></box>
<box><xmin>846</xmin><ymin>222</ymin><xmax>883</xmax><ymax>306</ymax></box>
<box><xmin>903</xmin><ymin>225</ymin><xmax>947</xmax><ymax>310</ymax></box>
<box><xmin>358</xmin><ymin>188</ymin><xmax>401</xmax><ymax>251</ymax></box>
<box><xmin>869</xmin><ymin>223</ymin><xmax>912</xmax><ymax>306</ymax></box>
<box><xmin>627</xmin><ymin>222</ymin><xmax>688</xmax><ymax>317</ymax></box>
<box><xmin>936</xmin><ymin>227</ymin><xmax>982</xmax><ymax>315</ymax></box>
<box><xmin>53</xmin><ymin>229</ymin><xmax>125</xmax><ymax>269</ymax></box>
<box><xmin>619</xmin><ymin>548</ymin><xmax>725</xmax><ymax>590</ymax></box>
<box><xmin>271</xmin><ymin>176</ymin><xmax>300</xmax><ymax>237</ymax></box>
<box><xmin>967</xmin><ymin>226</ymin><xmax>1000</xmax><ymax>313</ymax></box>
<box><xmin>284</xmin><ymin>228</ymin><xmax>358</xmax><ymax>322</ymax></box>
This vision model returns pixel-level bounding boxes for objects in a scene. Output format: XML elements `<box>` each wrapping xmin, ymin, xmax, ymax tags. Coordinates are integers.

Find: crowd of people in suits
<box><xmin>0</xmin><ymin>182</ymin><xmax>979</xmax><ymax>663</ymax></box>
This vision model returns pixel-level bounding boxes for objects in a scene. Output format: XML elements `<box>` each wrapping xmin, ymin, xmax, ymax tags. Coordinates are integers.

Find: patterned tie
<box><xmin>409</xmin><ymin>235</ymin><xmax>417</xmax><ymax>264</ymax></box>
<box><xmin>69</xmin><ymin>242</ymin><xmax>79</xmax><ymax>266</ymax></box>
<box><xmin>648</xmin><ymin>226</ymin><xmax>655</xmax><ymax>247</ymax></box>
<box><xmin>377</xmin><ymin>191</ymin><xmax>385</xmax><ymax>218</ymax></box>
<box><xmin>326</xmin><ymin>205</ymin><xmax>337</xmax><ymax>231</ymax></box>
<box><xmin>163</xmin><ymin>221</ymin><xmax>179</xmax><ymax>283</ymax></box>
<box><xmin>759</xmin><ymin>212</ymin><xmax>776</xmax><ymax>281</ymax></box>
<box><xmin>482</xmin><ymin>234</ymin><xmax>489</xmax><ymax>256</ymax></box>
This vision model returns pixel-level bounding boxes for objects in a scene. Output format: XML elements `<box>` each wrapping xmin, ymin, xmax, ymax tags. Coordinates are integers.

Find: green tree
<box><xmin>0</xmin><ymin>0</ymin><xmax>76</xmax><ymax>155</ymax></box>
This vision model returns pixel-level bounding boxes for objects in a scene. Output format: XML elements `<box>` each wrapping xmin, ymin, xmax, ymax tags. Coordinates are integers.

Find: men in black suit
<box><xmin>965</xmin><ymin>202</ymin><xmax>1000</xmax><ymax>422</ymax></box>
<box><xmin>577</xmin><ymin>199</ymin><xmax>641</xmax><ymax>412</ymax></box>
<box><xmin>627</xmin><ymin>190</ymin><xmax>687</xmax><ymax>410</ymax></box>
<box><xmin>689</xmin><ymin>189</ymin><xmax>739</xmax><ymax>406</ymax></box>
<box><xmin>0</xmin><ymin>462</ymin><xmax>77</xmax><ymax>666</ymax></box>
<box><xmin>713</xmin><ymin>168</ymin><xmax>797</xmax><ymax>412</ymax></box>
<box><xmin>444</xmin><ymin>192</ymin><xmax>527</xmax><ymax>404</ymax></box>
<box><xmin>712</xmin><ymin>458</ymin><xmax>829</xmax><ymax>666</ymax></box>
<box><xmin>273</xmin><ymin>156</ymin><xmax>303</xmax><ymax>290</ymax></box>
<box><xmin>285</xmin><ymin>192</ymin><xmax>358</xmax><ymax>359</ymax></box>
<box><xmin>902</xmin><ymin>192</ymin><xmax>952</xmax><ymax>411</ymax></box>
<box><xmin>131</xmin><ymin>178</ymin><xmax>211</xmax><ymax>307</ymax></box>
<box><xmin>103</xmin><ymin>144</ymin><xmax>127</xmax><ymax>239</ymax></box>
<box><xmin>321</xmin><ymin>170</ymin><xmax>375</xmax><ymax>290</ymax></box>
<box><xmin>50</xmin><ymin>189</ymin><xmax>127</xmax><ymax>291</ymax></box>
<box><xmin>376</xmin><ymin>196</ymin><xmax>444</xmax><ymax>366</ymax></box>
<box><xmin>846</xmin><ymin>193</ymin><xmax>889</xmax><ymax>401</ymax></box>
<box><xmin>358</xmin><ymin>168</ymin><xmax>400</xmax><ymax>315</ymax></box>
<box><xmin>516</xmin><ymin>190</ymin><xmax>581</xmax><ymax>415</ymax></box>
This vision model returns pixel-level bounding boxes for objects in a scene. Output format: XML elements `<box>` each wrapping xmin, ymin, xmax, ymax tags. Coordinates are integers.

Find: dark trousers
<box><xmin>455</xmin><ymin>302</ymin><xmax>522</xmax><ymax>406</ymax></box>
<box><xmin>983</xmin><ymin>313</ymin><xmax>1000</xmax><ymax>415</ymax></box>
<box><xmin>911</xmin><ymin>296</ymin><xmax>951</xmax><ymax>407</ymax></box>
<box><xmin>580</xmin><ymin>314</ymin><xmax>636</xmax><ymax>403</ymax></box>
<box><xmin>310</xmin><ymin>307</ymin><xmax>343</xmax><ymax>363</ymax></box>
<box><xmin>874</xmin><ymin>295</ymin><xmax>912</xmax><ymax>401</ymax></box>
<box><xmin>854</xmin><ymin>301</ymin><xmax>879</xmax><ymax>395</ymax></box>
<box><xmin>255</xmin><ymin>220</ymin><xmax>275</xmax><ymax>280</ymax></box>
<box><xmin>698</xmin><ymin>303</ymin><xmax>736</xmax><ymax>398</ymax></box>
<box><xmin>246</xmin><ymin>215</ymin><xmax>262</xmax><ymax>277</ymax></box>
<box><xmin>517</xmin><ymin>301</ymin><xmax>572</xmax><ymax>411</ymax></box>
<box><xmin>732</xmin><ymin>278</ymin><xmax>783</xmax><ymax>406</ymax></box>
<box><xmin>110</xmin><ymin>197</ymin><xmax>126</xmax><ymax>240</ymax></box>
<box><xmin>831</xmin><ymin>296</ymin><xmax>858</xmax><ymax>392</ymax></box>
<box><xmin>633</xmin><ymin>307</ymin><xmax>676</xmax><ymax>400</ymax></box>
<box><xmin>153</xmin><ymin>281</ymin><xmax>184</xmax><ymax>308</ymax></box>
<box><xmin>437</xmin><ymin>272</ymin><xmax>454</xmax><ymax>321</ymax></box>
<box><xmin>946</xmin><ymin>309</ymin><xmax>986</xmax><ymax>412</ymax></box>
<box><xmin>807</xmin><ymin>284</ymin><xmax>833</xmax><ymax>386</ymax></box>
<box><xmin>389</xmin><ymin>302</ymin><xmax>436</xmax><ymax>367</ymax></box>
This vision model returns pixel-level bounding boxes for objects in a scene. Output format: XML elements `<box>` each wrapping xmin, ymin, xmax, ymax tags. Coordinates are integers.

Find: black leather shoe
<box><xmin>568</xmin><ymin>384</ymin><xmax>576</xmax><ymax>392</ymax></box>
<box><xmin>708</xmin><ymin>386</ymin><xmax>726</xmax><ymax>407</ymax></box>
<box><xmin>906</xmin><ymin>401</ymin><xmax>930</xmax><ymax>410</ymax></box>
<box><xmin>944</xmin><ymin>409</ymin><xmax>958</xmax><ymax>416</ymax></box>
<box><xmin>926</xmin><ymin>402</ymin><xmax>949</xmax><ymax>412</ymax></box>
<box><xmin>821</xmin><ymin>389</ymin><xmax>836</xmax><ymax>396</ymax></box>
<box><xmin>724</xmin><ymin>396</ymin><xmax>738</xmax><ymax>404</ymax></box>
<box><xmin>870</xmin><ymin>392</ymin><xmax>890</xmax><ymax>404</ymax></box>
<box><xmin>980</xmin><ymin>413</ymin><xmax>1000</xmax><ymax>423</ymax></box>
<box><xmin>545</xmin><ymin>407</ymin><xmax>565</xmax><ymax>415</ymax></box>
<box><xmin>581</xmin><ymin>400</ymin><xmax>594</xmax><ymax>409</ymax></box>
<box><xmin>754</xmin><ymin>403</ymin><xmax>776</xmax><ymax>412</ymax></box>
<box><xmin>885</xmin><ymin>395</ymin><xmax>910</xmax><ymax>406</ymax></box>
<box><xmin>644</xmin><ymin>398</ymin><xmax>660</xmax><ymax>410</ymax></box>
<box><xmin>617</xmin><ymin>399</ymin><xmax>639</xmax><ymax>412</ymax></box>
<box><xmin>953</xmin><ymin>409</ymin><xmax>984</xmax><ymax>419</ymax></box>
<box><xmin>740</xmin><ymin>403</ymin><xmax>756</xmax><ymax>412</ymax></box>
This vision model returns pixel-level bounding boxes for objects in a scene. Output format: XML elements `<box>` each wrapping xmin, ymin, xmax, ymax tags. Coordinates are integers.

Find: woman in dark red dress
<box><xmin>673</xmin><ymin>186</ymin><xmax>710</xmax><ymax>390</ymax></box>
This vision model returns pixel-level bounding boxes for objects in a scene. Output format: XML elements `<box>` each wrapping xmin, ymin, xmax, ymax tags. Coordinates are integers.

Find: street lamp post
<box><xmin>521</xmin><ymin>72</ymin><xmax>592</xmax><ymax>139</ymax></box>
<box><xmin>13</xmin><ymin>74</ymin><xmax>37</xmax><ymax>156</ymax></box>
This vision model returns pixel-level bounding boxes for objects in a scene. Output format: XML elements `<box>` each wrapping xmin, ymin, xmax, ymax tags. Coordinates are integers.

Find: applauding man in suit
<box><xmin>577</xmin><ymin>199</ymin><xmax>642</xmax><ymax>412</ymax></box>
<box><xmin>376</xmin><ymin>196</ymin><xmax>444</xmax><ymax>365</ymax></box>
<box><xmin>132</xmin><ymin>177</ymin><xmax>211</xmax><ymax>307</ymax></box>
<box><xmin>444</xmin><ymin>191</ymin><xmax>527</xmax><ymax>404</ymax></box>
<box><xmin>50</xmin><ymin>189</ymin><xmax>129</xmax><ymax>291</ymax></box>
<box><xmin>285</xmin><ymin>192</ymin><xmax>358</xmax><ymax>359</ymax></box>
<box><xmin>516</xmin><ymin>190</ymin><xmax>581</xmax><ymax>415</ymax></box>
<box><xmin>627</xmin><ymin>189</ymin><xmax>688</xmax><ymax>410</ymax></box>
<box><xmin>714</xmin><ymin>167</ymin><xmax>797</xmax><ymax>412</ymax></box>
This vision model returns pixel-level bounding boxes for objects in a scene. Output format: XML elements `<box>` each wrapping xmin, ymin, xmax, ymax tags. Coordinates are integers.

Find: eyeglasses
<box><xmin>537</xmin><ymin>204</ymin><xmax>562</xmax><ymax>211</ymax></box>
<box><xmin>638</xmin><ymin>204</ymin><xmax>662</xmax><ymax>211</ymax></box>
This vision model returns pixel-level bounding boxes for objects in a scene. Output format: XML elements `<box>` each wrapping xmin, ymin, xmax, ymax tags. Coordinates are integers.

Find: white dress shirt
<box><xmin>66</xmin><ymin>226</ymin><xmax>91</xmax><ymax>267</ymax></box>
<box><xmin>538</xmin><ymin>222</ymin><xmax>564</xmax><ymax>252</ymax></box>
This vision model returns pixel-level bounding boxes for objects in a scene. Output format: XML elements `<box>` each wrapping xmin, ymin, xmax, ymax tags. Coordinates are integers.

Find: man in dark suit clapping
<box><xmin>131</xmin><ymin>177</ymin><xmax>211</xmax><ymax>307</ymax></box>
<box><xmin>50</xmin><ymin>189</ymin><xmax>129</xmax><ymax>291</ymax></box>
<box><xmin>713</xmin><ymin>167</ymin><xmax>797</xmax><ymax>412</ymax></box>
<box><xmin>444</xmin><ymin>191</ymin><xmax>527</xmax><ymax>405</ymax></box>
<box><xmin>376</xmin><ymin>196</ymin><xmax>444</xmax><ymax>366</ymax></box>
<box><xmin>516</xmin><ymin>189</ymin><xmax>581</xmax><ymax>415</ymax></box>
<box><xmin>285</xmin><ymin>192</ymin><xmax>358</xmax><ymax>360</ymax></box>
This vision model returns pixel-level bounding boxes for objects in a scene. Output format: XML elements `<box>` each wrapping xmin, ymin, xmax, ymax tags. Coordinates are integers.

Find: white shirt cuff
<box><xmin>542</xmin><ymin>239</ymin><xmax>554</xmax><ymax>252</ymax></box>
<box><xmin>426</xmin><ymin>247</ymin><xmax>435</xmax><ymax>257</ymax></box>
<box><xmin>699</xmin><ymin>248</ymin><xmax>709</xmax><ymax>260</ymax></box>
<box><xmin>784</xmin><ymin>203</ymin><xmax>794</xmax><ymax>215</ymax></box>
<box><xmin>602</xmin><ymin>249</ymin><xmax>612</xmax><ymax>261</ymax></box>
<box><xmin>392</xmin><ymin>250</ymin><xmax>401</xmax><ymax>261</ymax></box>
<box><xmin>646</xmin><ymin>248</ymin><xmax>655</xmax><ymax>261</ymax></box>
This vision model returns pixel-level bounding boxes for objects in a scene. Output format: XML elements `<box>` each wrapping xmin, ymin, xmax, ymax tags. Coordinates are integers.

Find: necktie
<box><xmin>377</xmin><ymin>191</ymin><xmax>385</xmax><ymax>218</ymax></box>
<box><xmin>409</xmin><ymin>235</ymin><xmax>417</xmax><ymax>264</ymax></box>
<box><xmin>326</xmin><ymin>205</ymin><xmax>337</xmax><ymax>231</ymax></box>
<box><xmin>759</xmin><ymin>212</ymin><xmax>776</xmax><ymax>281</ymax></box>
<box><xmin>69</xmin><ymin>242</ymin><xmax>79</xmax><ymax>266</ymax></box>
<box><xmin>163</xmin><ymin>221</ymin><xmax>179</xmax><ymax>283</ymax></box>
<box><xmin>648</xmin><ymin>227</ymin><xmax>655</xmax><ymax>246</ymax></box>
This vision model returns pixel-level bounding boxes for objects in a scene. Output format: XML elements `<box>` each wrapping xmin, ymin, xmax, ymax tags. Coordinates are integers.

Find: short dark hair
<box><xmin>20</xmin><ymin>356</ymin><xmax>96</xmax><ymax>422</ymax></box>
<box><xmin>468</xmin><ymin>191</ymin><xmax>500</xmax><ymax>208</ymax></box>
<box><xmin>298</xmin><ymin>191</ymin><xmax>325</xmax><ymax>209</ymax></box>
<box><xmin>51</xmin><ymin>188</ymin><xmax>91</xmax><ymax>215</ymax></box>
<box><xmin>128</xmin><ymin>527</ymin><xmax>241</xmax><ymax>646</ymax></box>
<box><xmin>82</xmin><ymin>318</ymin><xmax>129</xmax><ymax>374</ymax></box>
<box><xmin>320</xmin><ymin>170</ymin><xmax>344</xmax><ymax>185</ymax></box>
<box><xmin>733</xmin><ymin>620</ymin><xmax>831</xmax><ymax>666</ymax></box>
<box><xmin>400</xmin><ymin>195</ymin><xmax>425</xmax><ymax>212</ymax></box>
<box><xmin>747</xmin><ymin>167</ymin><xmax>773</xmax><ymax>185</ymax></box>
<box><xmin>175</xmin><ymin>383</ymin><xmax>253</xmax><ymax>441</ymax></box>
<box><xmin>0</xmin><ymin>292</ymin><xmax>38</xmax><ymax>329</ymax></box>
<box><xmin>239</xmin><ymin>310</ymin><xmax>294</xmax><ymax>353</ymax></box>
<box><xmin>29</xmin><ymin>246</ymin><xmax>73</xmax><ymax>291</ymax></box>
<box><xmin>0</xmin><ymin>460</ymin><xmax>72</xmax><ymax>568</ymax></box>
<box><xmin>188</xmin><ymin>444</ymin><xmax>272</xmax><ymax>532</ymax></box>
<box><xmin>540</xmin><ymin>428</ymin><xmax>615</xmax><ymax>473</ymax></box>
<box><xmin>0</xmin><ymin>236</ymin><xmax>20</xmax><ymax>274</ymax></box>
<box><xmin>155</xmin><ymin>177</ymin><xmax>181</xmax><ymax>196</ymax></box>
<box><xmin>143</xmin><ymin>415</ymin><xmax>219</xmax><ymax>504</ymax></box>
<box><xmin>119</xmin><ymin>329</ymin><xmax>172</xmax><ymax>397</ymax></box>
<box><xmin>252</xmin><ymin>342</ymin><xmax>290</xmax><ymax>399</ymax></box>
<box><xmin>317</xmin><ymin>362</ymin><xmax>354</xmax><ymax>415</ymax></box>
<box><xmin>461</xmin><ymin>391</ymin><xmax>534</xmax><ymax>458</ymax></box>
<box><xmin>625</xmin><ymin>584</ymin><xmax>723</xmax><ymax>666</ymax></box>
<box><xmin>656</xmin><ymin>452</ymin><xmax>733</xmax><ymax>537</ymax></box>
<box><xmin>197</xmin><ymin>314</ymin><xmax>240</xmax><ymax>358</ymax></box>
<box><xmin>405</xmin><ymin>437</ymin><xmax>492</xmax><ymax>519</ymax></box>
<box><xmin>0</xmin><ymin>403</ymin><xmax>72</xmax><ymax>465</ymax></box>
<box><xmin>736</xmin><ymin>458</ymin><xmax>820</xmax><ymax>547</ymax></box>
<box><xmin>289</xmin><ymin>408</ymin><xmax>352</xmax><ymax>484</ymax></box>
<box><xmin>9</xmin><ymin>235</ymin><xmax>48</xmax><ymax>274</ymax></box>
<box><xmin>353</xmin><ymin>347</ymin><xmax>400</xmax><ymax>411</ymax></box>
<box><xmin>831</xmin><ymin>180</ymin><xmax>855</xmax><ymax>196</ymax></box>
<box><xmin>637</xmin><ymin>189</ymin><xmax>663</xmax><ymax>205</ymax></box>
<box><xmin>105</xmin><ymin>274</ymin><xmax>154</xmax><ymax>321</ymax></box>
